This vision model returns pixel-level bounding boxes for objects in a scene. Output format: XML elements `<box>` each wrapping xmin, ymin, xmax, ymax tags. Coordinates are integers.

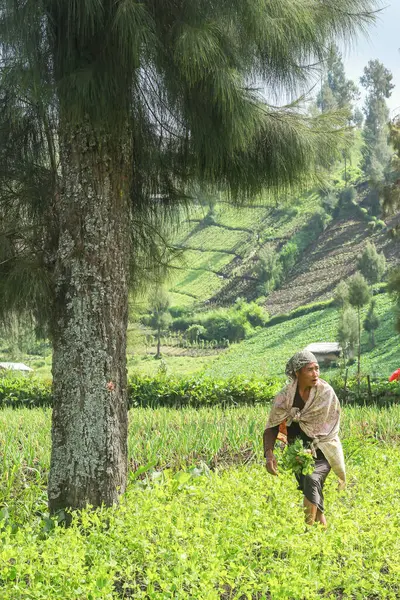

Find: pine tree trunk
<box><xmin>48</xmin><ymin>124</ymin><xmax>131</xmax><ymax>513</ymax></box>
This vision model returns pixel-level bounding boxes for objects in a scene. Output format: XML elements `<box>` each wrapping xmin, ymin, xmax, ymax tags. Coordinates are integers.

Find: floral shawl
<box><xmin>266</xmin><ymin>378</ymin><xmax>346</xmax><ymax>483</ymax></box>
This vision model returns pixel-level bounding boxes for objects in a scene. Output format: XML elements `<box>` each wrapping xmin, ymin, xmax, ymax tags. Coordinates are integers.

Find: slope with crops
<box><xmin>265</xmin><ymin>201</ymin><xmax>400</xmax><ymax>316</ymax></box>
<box><xmin>203</xmin><ymin>291</ymin><xmax>398</xmax><ymax>380</ymax></box>
<box><xmin>167</xmin><ymin>190</ymin><xmax>331</xmax><ymax>307</ymax></box>
<box><xmin>167</xmin><ymin>186</ymin><xmax>400</xmax><ymax>313</ymax></box>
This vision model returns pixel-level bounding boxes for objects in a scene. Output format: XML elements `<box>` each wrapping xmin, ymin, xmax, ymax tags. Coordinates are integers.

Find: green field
<box><xmin>204</xmin><ymin>293</ymin><xmax>398</xmax><ymax>380</ymax></box>
<box><xmin>173</xmin><ymin>249</ymin><xmax>234</xmax><ymax>273</ymax></box>
<box><xmin>171</xmin><ymin>269</ymin><xmax>226</xmax><ymax>301</ymax></box>
<box><xmin>2</xmin><ymin>405</ymin><xmax>400</xmax><ymax>599</ymax></box>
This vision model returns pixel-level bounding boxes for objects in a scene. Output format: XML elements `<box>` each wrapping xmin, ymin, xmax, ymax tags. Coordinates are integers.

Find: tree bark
<box><xmin>48</xmin><ymin>123</ymin><xmax>131</xmax><ymax>513</ymax></box>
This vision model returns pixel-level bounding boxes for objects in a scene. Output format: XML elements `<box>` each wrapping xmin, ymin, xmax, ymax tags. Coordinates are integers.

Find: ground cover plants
<box><xmin>2</xmin><ymin>405</ymin><xmax>400</xmax><ymax>598</ymax></box>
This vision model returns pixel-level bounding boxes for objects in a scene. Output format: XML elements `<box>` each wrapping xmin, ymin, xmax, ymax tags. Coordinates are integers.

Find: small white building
<box><xmin>304</xmin><ymin>343</ymin><xmax>343</xmax><ymax>365</ymax></box>
<box><xmin>0</xmin><ymin>362</ymin><xmax>34</xmax><ymax>373</ymax></box>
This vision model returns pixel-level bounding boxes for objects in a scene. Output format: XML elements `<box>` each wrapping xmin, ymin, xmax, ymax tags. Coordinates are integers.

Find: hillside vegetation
<box><xmin>203</xmin><ymin>292</ymin><xmax>398</xmax><ymax>380</ymax></box>
<box><xmin>167</xmin><ymin>184</ymin><xmax>400</xmax><ymax>314</ymax></box>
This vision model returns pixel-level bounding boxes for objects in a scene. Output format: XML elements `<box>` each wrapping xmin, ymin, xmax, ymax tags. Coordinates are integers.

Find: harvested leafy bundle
<box><xmin>281</xmin><ymin>438</ymin><xmax>315</xmax><ymax>476</ymax></box>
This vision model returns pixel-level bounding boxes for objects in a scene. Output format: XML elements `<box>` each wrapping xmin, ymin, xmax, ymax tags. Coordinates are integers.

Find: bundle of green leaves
<box><xmin>281</xmin><ymin>438</ymin><xmax>315</xmax><ymax>476</ymax></box>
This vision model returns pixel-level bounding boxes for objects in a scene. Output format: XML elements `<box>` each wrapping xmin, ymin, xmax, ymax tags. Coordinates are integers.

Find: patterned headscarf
<box><xmin>285</xmin><ymin>350</ymin><xmax>318</xmax><ymax>381</ymax></box>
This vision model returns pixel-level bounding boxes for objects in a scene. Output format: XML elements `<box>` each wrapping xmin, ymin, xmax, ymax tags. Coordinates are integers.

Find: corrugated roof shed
<box><xmin>304</xmin><ymin>343</ymin><xmax>341</xmax><ymax>354</ymax></box>
<box><xmin>0</xmin><ymin>362</ymin><xmax>33</xmax><ymax>372</ymax></box>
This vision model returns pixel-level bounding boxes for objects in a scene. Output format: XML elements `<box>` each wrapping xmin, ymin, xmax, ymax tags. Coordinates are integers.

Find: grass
<box><xmin>127</xmin><ymin>353</ymin><xmax>216</xmax><ymax>378</ymax></box>
<box><xmin>213</xmin><ymin>204</ymin><xmax>269</xmax><ymax>230</ymax></box>
<box><xmin>2</xmin><ymin>405</ymin><xmax>400</xmax><ymax>598</ymax></box>
<box><xmin>182</xmin><ymin>225</ymin><xmax>249</xmax><ymax>255</ymax></box>
<box><xmin>3</xmin><ymin>404</ymin><xmax>400</xmax><ymax>508</ymax></box>
<box><xmin>172</xmin><ymin>269</ymin><xmax>226</xmax><ymax>301</ymax></box>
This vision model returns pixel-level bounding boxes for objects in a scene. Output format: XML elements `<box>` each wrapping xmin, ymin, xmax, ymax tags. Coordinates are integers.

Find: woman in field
<box><xmin>263</xmin><ymin>350</ymin><xmax>345</xmax><ymax>526</ymax></box>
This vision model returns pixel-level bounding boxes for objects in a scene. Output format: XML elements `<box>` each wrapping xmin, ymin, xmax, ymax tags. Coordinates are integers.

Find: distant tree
<box><xmin>337</xmin><ymin>306</ymin><xmax>358</xmax><ymax>365</ymax></box>
<box><xmin>363</xmin><ymin>299</ymin><xmax>379</xmax><ymax>348</ymax></box>
<box><xmin>348</xmin><ymin>273</ymin><xmax>372</xmax><ymax>379</ymax></box>
<box><xmin>334</xmin><ymin>281</ymin><xmax>349</xmax><ymax>310</ymax></box>
<box><xmin>255</xmin><ymin>247</ymin><xmax>282</xmax><ymax>294</ymax></box>
<box><xmin>317</xmin><ymin>45</ymin><xmax>360</xmax><ymax>178</ymax></box>
<box><xmin>149</xmin><ymin>288</ymin><xmax>172</xmax><ymax>359</ymax></box>
<box><xmin>360</xmin><ymin>60</ymin><xmax>394</xmax><ymax>183</ymax></box>
<box><xmin>353</xmin><ymin>107</ymin><xmax>364</xmax><ymax>129</ymax></box>
<box><xmin>341</xmin><ymin>186</ymin><xmax>357</xmax><ymax>204</ymax></box>
<box><xmin>382</xmin><ymin>118</ymin><xmax>400</xmax><ymax>234</ymax></box>
<box><xmin>335</xmin><ymin>186</ymin><xmax>357</xmax><ymax>217</ymax></box>
<box><xmin>317</xmin><ymin>82</ymin><xmax>338</xmax><ymax>113</ymax></box>
<box><xmin>387</xmin><ymin>267</ymin><xmax>400</xmax><ymax>334</ymax></box>
<box><xmin>357</xmin><ymin>242</ymin><xmax>386</xmax><ymax>284</ymax></box>
<box><xmin>317</xmin><ymin>44</ymin><xmax>359</xmax><ymax>115</ymax></box>
<box><xmin>360</xmin><ymin>60</ymin><xmax>395</xmax><ymax>99</ymax></box>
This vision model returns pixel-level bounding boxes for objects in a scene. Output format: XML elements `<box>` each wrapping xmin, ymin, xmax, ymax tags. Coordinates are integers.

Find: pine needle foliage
<box><xmin>0</xmin><ymin>0</ymin><xmax>380</xmax><ymax>329</ymax></box>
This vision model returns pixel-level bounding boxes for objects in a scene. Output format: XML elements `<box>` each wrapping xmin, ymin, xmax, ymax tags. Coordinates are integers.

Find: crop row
<box><xmin>1</xmin><ymin>368</ymin><xmax>399</xmax><ymax>410</ymax></box>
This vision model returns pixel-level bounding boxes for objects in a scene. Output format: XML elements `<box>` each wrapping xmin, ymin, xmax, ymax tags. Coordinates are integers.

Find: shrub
<box><xmin>330</xmin><ymin>375</ymin><xmax>400</xmax><ymax>405</ymax></box>
<box><xmin>267</xmin><ymin>299</ymin><xmax>334</xmax><ymax>327</ymax></box>
<box><xmin>203</xmin><ymin>311</ymin><xmax>249</xmax><ymax>343</ymax></box>
<box><xmin>321</xmin><ymin>190</ymin><xmax>338</xmax><ymax>213</ymax></box>
<box><xmin>254</xmin><ymin>246</ymin><xmax>282</xmax><ymax>293</ymax></box>
<box><xmin>169</xmin><ymin>306</ymin><xmax>189</xmax><ymax>318</ymax></box>
<box><xmin>128</xmin><ymin>374</ymin><xmax>282</xmax><ymax>408</ymax></box>
<box><xmin>1</xmin><ymin>373</ymin><xmax>400</xmax><ymax>410</ymax></box>
<box><xmin>334</xmin><ymin>186</ymin><xmax>357</xmax><ymax>217</ymax></box>
<box><xmin>0</xmin><ymin>374</ymin><xmax>52</xmax><ymax>408</ymax></box>
<box><xmin>171</xmin><ymin>316</ymin><xmax>193</xmax><ymax>332</ymax></box>
<box><xmin>236</xmin><ymin>301</ymin><xmax>269</xmax><ymax>327</ymax></box>
<box><xmin>186</xmin><ymin>324</ymin><xmax>207</xmax><ymax>342</ymax></box>
<box><xmin>279</xmin><ymin>241</ymin><xmax>299</xmax><ymax>274</ymax></box>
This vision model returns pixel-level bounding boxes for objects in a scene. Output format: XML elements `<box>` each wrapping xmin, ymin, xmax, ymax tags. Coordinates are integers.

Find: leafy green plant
<box><xmin>280</xmin><ymin>438</ymin><xmax>315</xmax><ymax>476</ymax></box>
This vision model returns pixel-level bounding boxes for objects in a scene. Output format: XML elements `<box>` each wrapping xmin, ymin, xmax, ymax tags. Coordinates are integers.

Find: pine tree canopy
<box><xmin>0</xmin><ymin>0</ymin><xmax>381</xmax><ymax>327</ymax></box>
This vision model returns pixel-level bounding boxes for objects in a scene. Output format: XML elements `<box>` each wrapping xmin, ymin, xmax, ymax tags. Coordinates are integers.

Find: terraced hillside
<box><xmin>265</xmin><ymin>211</ymin><xmax>400</xmax><ymax>315</ymax></box>
<box><xmin>168</xmin><ymin>190</ymin><xmax>400</xmax><ymax>312</ymax></box>
<box><xmin>168</xmin><ymin>191</ymin><xmax>326</xmax><ymax>307</ymax></box>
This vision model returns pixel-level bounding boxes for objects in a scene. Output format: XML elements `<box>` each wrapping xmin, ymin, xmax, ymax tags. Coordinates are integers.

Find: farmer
<box><xmin>263</xmin><ymin>350</ymin><xmax>345</xmax><ymax>526</ymax></box>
